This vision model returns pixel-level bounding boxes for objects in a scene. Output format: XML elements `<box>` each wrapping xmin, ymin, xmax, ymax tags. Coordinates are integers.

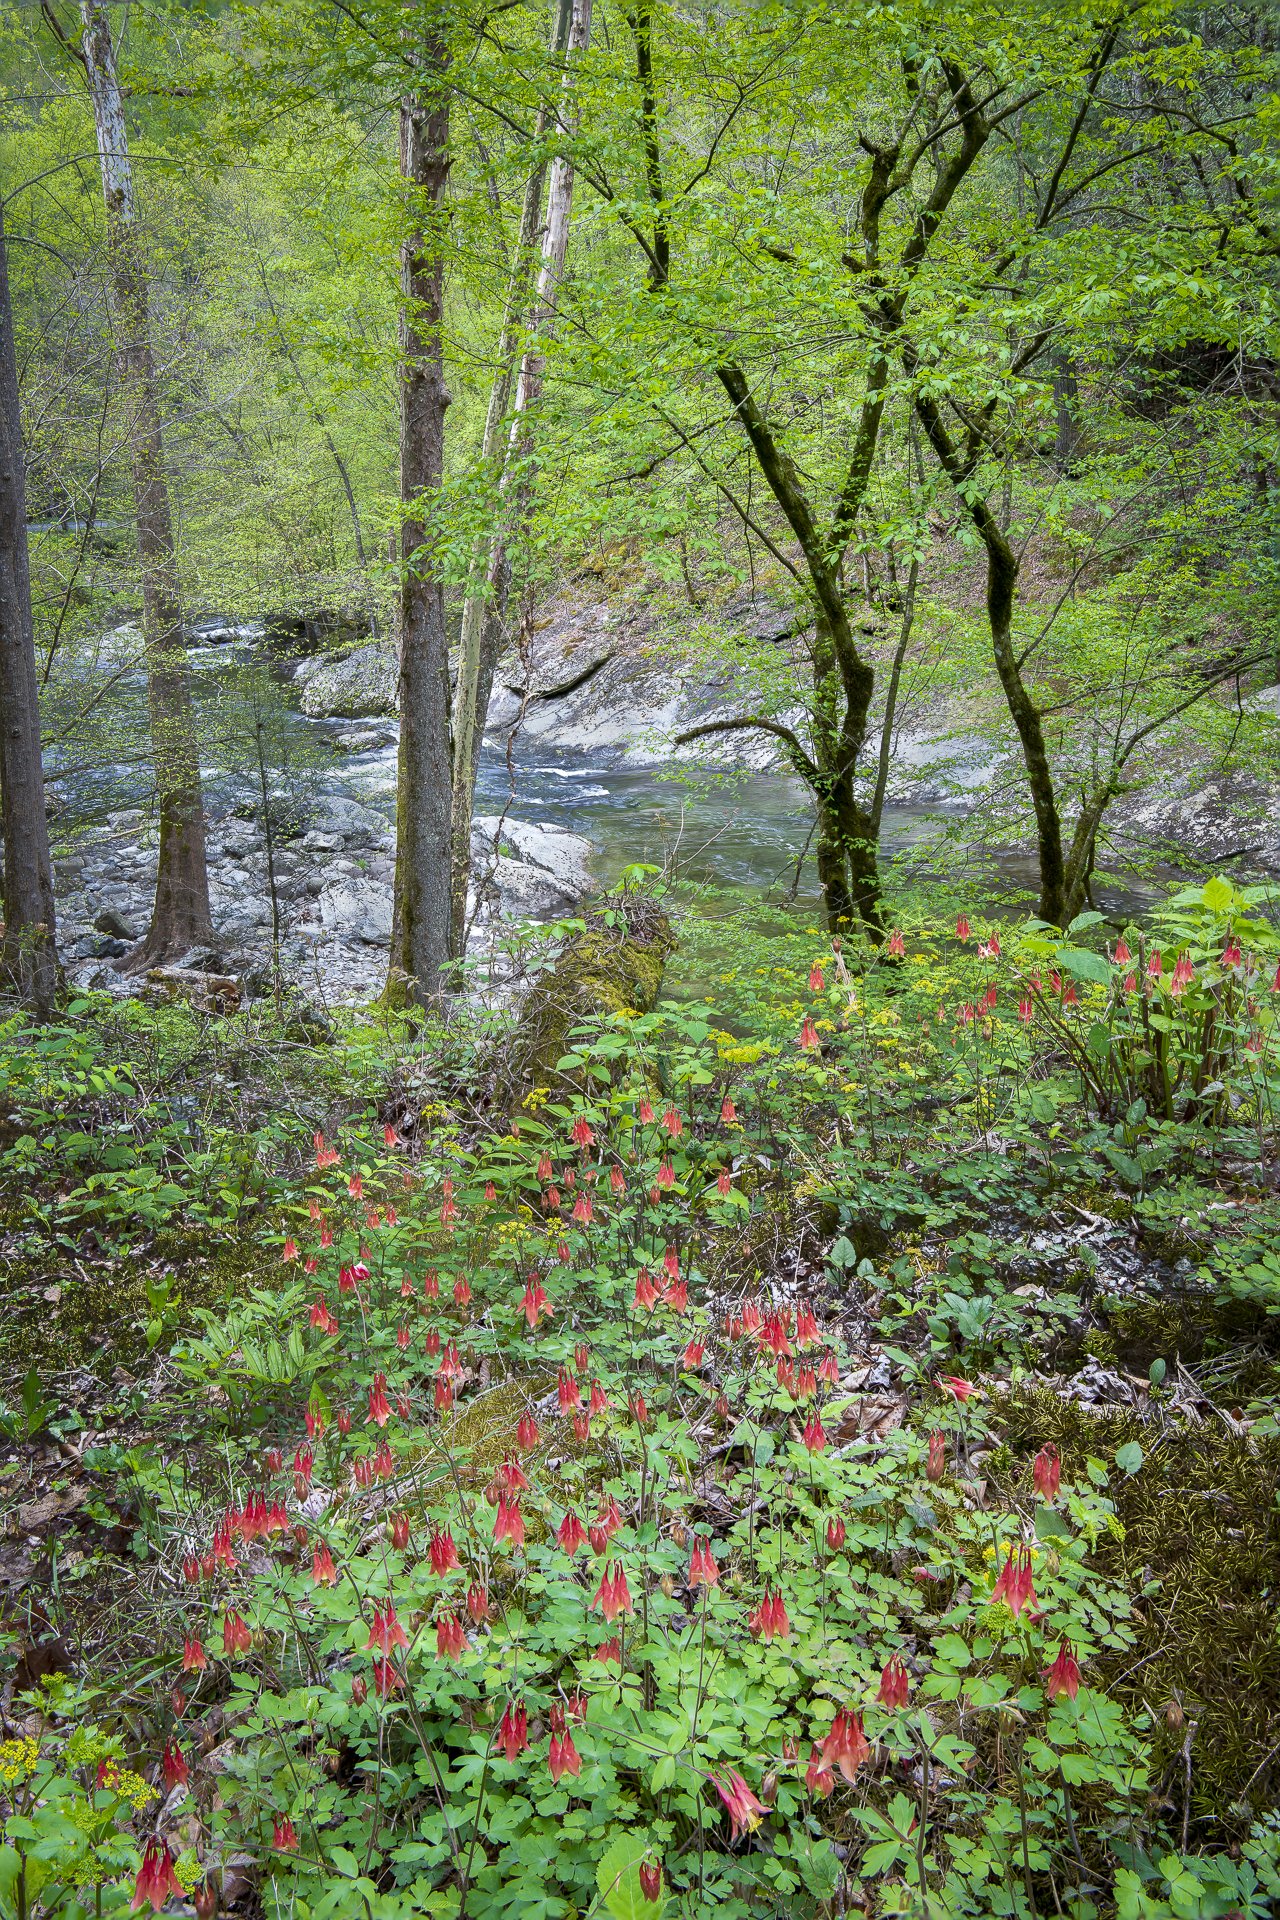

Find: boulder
<box><xmin>94</xmin><ymin>907</ymin><xmax>139</xmax><ymax>940</ymax></box>
<box><xmin>318</xmin><ymin>876</ymin><xmax>394</xmax><ymax>946</ymax></box>
<box><xmin>298</xmin><ymin>642</ymin><xmax>399</xmax><ymax>719</ymax></box>
<box><xmin>470</xmin><ymin>816</ymin><xmax>593</xmax><ymax>915</ymax></box>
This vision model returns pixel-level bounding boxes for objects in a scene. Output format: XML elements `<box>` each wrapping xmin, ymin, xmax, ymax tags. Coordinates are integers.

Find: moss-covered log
<box><xmin>500</xmin><ymin>893</ymin><xmax>674</xmax><ymax>1106</ymax></box>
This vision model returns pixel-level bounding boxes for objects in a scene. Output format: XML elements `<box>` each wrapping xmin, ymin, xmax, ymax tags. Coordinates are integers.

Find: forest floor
<box><xmin>2</xmin><ymin>880</ymin><xmax>1280</xmax><ymax>1920</ymax></box>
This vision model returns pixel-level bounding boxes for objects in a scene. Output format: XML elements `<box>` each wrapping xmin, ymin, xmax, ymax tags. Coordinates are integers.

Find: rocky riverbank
<box><xmin>55</xmin><ymin>797</ymin><xmax>594</xmax><ymax>1003</ymax></box>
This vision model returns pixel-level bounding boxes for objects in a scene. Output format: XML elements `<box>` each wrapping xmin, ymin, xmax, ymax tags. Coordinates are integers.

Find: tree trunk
<box><xmin>79</xmin><ymin>0</ymin><xmax>211</xmax><ymax>970</ymax></box>
<box><xmin>0</xmin><ymin>202</ymin><xmax>58</xmax><ymax>1013</ymax></box>
<box><xmin>448</xmin><ymin>0</ymin><xmax>592</xmax><ymax>956</ymax></box>
<box><xmin>387</xmin><ymin>30</ymin><xmax>453</xmax><ymax>1006</ymax></box>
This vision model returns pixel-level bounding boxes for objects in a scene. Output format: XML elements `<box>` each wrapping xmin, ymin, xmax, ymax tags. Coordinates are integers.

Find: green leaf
<box><xmin>596</xmin><ymin>1831</ymin><xmax>665</xmax><ymax>1920</ymax></box>
<box><xmin>1114</xmin><ymin>1441</ymin><xmax>1144</xmax><ymax>1476</ymax></box>
<box><xmin>1201</xmin><ymin>877</ymin><xmax>1235</xmax><ymax>913</ymax></box>
<box><xmin>1056</xmin><ymin>947</ymin><xmax>1113</xmax><ymax>986</ymax></box>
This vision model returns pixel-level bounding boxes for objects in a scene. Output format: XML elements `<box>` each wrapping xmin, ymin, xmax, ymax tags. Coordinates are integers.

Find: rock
<box><xmin>93</xmin><ymin>908</ymin><xmax>139</xmax><ymax>940</ymax></box>
<box><xmin>503</xmin><ymin>631</ymin><xmax>616</xmax><ymax>701</ymax></box>
<box><xmin>332</xmin><ymin>725</ymin><xmax>395</xmax><ymax>753</ymax></box>
<box><xmin>318</xmin><ymin>876</ymin><xmax>394</xmax><ymax>945</ymax></box>
<box><xmin>308</xmin><ymin>795</ymin><xmax>392</xmax><ymax>845</ymax></box>
<box><xmin>86</xmin><ymin>934</ymin><xmax>129</xmax><ymax>959</ymax></box>
<box><xmin>298</xmin><ymin>641</ymin><xmax>398</xmax><ymax>719</ymax></box>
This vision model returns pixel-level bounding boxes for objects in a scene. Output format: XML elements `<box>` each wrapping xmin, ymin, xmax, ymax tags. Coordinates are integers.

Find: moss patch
<box><xmin>997</xmin><ymin>1387</ymin><xmax>1280</xmax><ymax>1842</ymax></box>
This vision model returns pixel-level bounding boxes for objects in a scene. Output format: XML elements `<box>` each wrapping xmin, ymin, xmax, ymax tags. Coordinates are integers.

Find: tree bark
<box><xmin>0</xmin><ymin>202</ymin><xmax>59</xmax><ymax>1013</ymax></box>
<box><xmin>448</xmin><ymin>0</ymin><xmax>591</xmax><ymax>956</ymax></box>
<box><xmin>387</xmin><ymin>23</ymin><xmax>453</xmax><ymax>1005</ymax></box>
<box><xmin>79</xmin><ymin>0</ymin><xmax>212</xmax><ymax>970</ymax></box>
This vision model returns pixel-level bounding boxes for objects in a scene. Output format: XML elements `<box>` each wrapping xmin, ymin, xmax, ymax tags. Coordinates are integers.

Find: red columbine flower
<box><xmin>657</xmin><ymin>1157</ymin><xmax>675</xmax><ymax>1190</ymax></box>
<box><xmin>1222</xmin><ymin>936</ymin><xmax>1243</xmax><ymax>968</ymax></box>
<box><xmin>716</xmin><ymin>1169</ymin><xmax>732</xmax><ymax>1196</ymax></box>
<box><xmin>364</xmin><ymin>1604</ymin><xmax>408</xmax><ymax>1655</ymax></box>
<box><xmin>558</xmin><ymin>1367</ymin><xmax>581</xmax><ymax>1412</ymax></box>
<box><xmin>638</xmin><ymin>1095</ymin><xmax>655</xmax><ymax>1123</ymax></box>
<box><xmin>454</xmin><ymin>1275</ymin><xmax>472</xmax><ymax>1306</ymax></box>
<box><xmin>939</xmin><ymin>1373</ymin><xmax>978</xmax><ymax>1402</ymax></box>
<box><xmin>826</xmin><ymin>1514</ymin><xmax>846</xmax><ymax>1552</ymax></box>
<box><xmin>689</xmin><ymin>1538</ymin><xmax>719</xmax><ymax>1587</ymax></box>
<box><xmin>818</xmin><ymin>1348</ymin><xmax>840</xmax><ymax>1385</ymax></box>
<box><xmin>372</xmin><ymin>1658</ymin><xmax>403</xmax><ymax>1696</ymax></box>
<box><xmin>521</xmin><ymin>1282</ymin><xmax>551</xmax><ymax>1328</ymax></box>
<box><xmin>802</xmin><ymin>1412</ymin><xmax>826</xmax><ymax>1454</ymax></box>
<box><xmin>558</xmin><ymin>1510</ymin><xmax>587</xmax><ymax>1554</ymax></box>
<box><xmin>429</xmin><ymin>1528</ymin><xmax>459</xmax><ymax>1575</ymax></box>
<box><xmin>715</xmin><ymin>1769</ymin><xmax>765</xmax><ymax>1839</ymax></box>
<box><xmin>182</xmin><ymin>1636</ymin><xmax>207</xmax><ymax>1672</ymax></box>
<box><xmin>436</xmin><ymin>1611</ymin><xmax>466</xmax><ymax>1661</ymax></box>
<box><xmin>272</xmin><ymin>1815</ymin><xmax>298</xmax><ymax>1852</ymax></box>
<box><xmin>748</xmin><ymin>1590</ymin><xmax>790</xmax><ymax>1640</ymax></box>
<box><xmin>992</xmin><ymin>1544</ymin><xmax>1037</xmax><ymax>1617</ymax></box>
<box><xmin>805</xmin><ymin>1743</ymin><xmax>834</xmax><ymax>1798</ymax></box>
<box><xmin>777</xmin><ymin>1356</ymin><xmax>796</xmax><ymax>1395</ymax></box>
<box><xmin>799</xmin><ymin>1015</ymin><xmax>820</xmax><ymax>1051</ymax></box>
<box><xmin>589</xmin><ymin>1379</ymin><xmax>608</xmax><ymax>1414</ymax></box>
<box><xmin>499</xmin><ymin>1700</ymin><xmax>528</xmax><ymax>1762</ymax></box>
<box><xmin>822</xmin><ymin>1709</ymin><xmax>870</xmax><ymax>1782</ymax></box>
<box><xmin>629</xmin><ymin>1391</ymin><xmax>648</xmax><ymax>1425</ymax></box>
<box><xmin>1045</xmin><ymin>1637</ymin><xmax>1081</xmax><ymax>1701</ymax></box>
<box><xmin>314</xmin><ymin>1131</ymin><xmax>338</xmax><ymax>1170</ymax></box>
<box><xmin>926</xmin><ymin>1430</ymin><xmax>947</xmax><ymax>1482</ymax></box>
<box><xmin>222</xmin><ymin>1612</ymin><xmax>251</xmax><ymax>1657</ymax></box>
<box><xmin>467</xmin><ymin>1582</ymin><xmax>489</xmax><ymax>1624</ymax></box>
<box><xmin>516</xmin><ymin>1413</ymin><xmax>539</xmax><ymax>1450</ymax></box>
<box><xmin>795</xmin><ymin>1301</ymin><xmax>820</xmax><ymax>1348</ymax></box>
<box><xmin>1032</xmin><ymin>1442</ymin><xmax>1061</xmax><ymax>1500</ymax></box>
<box><xmin>497</xmin><ymin>1453</ymin><xmax>528</xmax><ymax>1493</ymax></box>
<box><xmin>1113</xmin><ymin>937</ymin><xmax>1132</xmax><ymax>966</ymax></box>
<box><xmin>592</xmin><ymin>1560</ymin><xmax>633</xmax><ymax>1621</ymax></box>
<box><xmin>161</xmin><ymin>1739</ymin><xmax>188</xmax><ymax>1790</ymax></box>
<box><xmin>547</xmin><ymin>1706</ymin><xmax>581</xmax><ymax>1782</ymax></box>
<box><xmin>634</xmin><ymin>1267</ymin><xmax>659</xmax><ymax>1310</ymax></box>
<box><xmin>572</xmin><ymin>1192</ymin><xmax>593</xmax><ymax>1225</ymax></box>
<box><xmin>593</xmin><ymin>1636</ymin><xmax>622</xmax><ymax>1664</ymax></box>
<box><xmin>132</xmin><ymin>1836</ymin><xmax>183</xmax><ymax>1912</ymax></box>
<box><xmin>759</xmin><ymin>1312</ymin><xmax>792</xmax><ymax>1357</ymax></box>
<box><xmin>639</xmin><ymin>1861</ymin><xmax>663</xmax><ymax>1902</ymax></box>
<box><xmin>571</xmin><ymin>1410</ymin><xmax>590</xmax><ymax>1443</ymax></box>
<box><xmin>310</xmin><ymin>1299</ymin><xmax>338</xmax><ymax>1334</ymax></box>
<box><xmin>1018</xmin><ymin>995</ymin><xmax>1033</xmax><ymax>1024</ymax></box>
<box><xmin>809</xmin><ymin>963</ymin><xmax>825</xmax><ymax>991</ymax></box>
<box><xmin>662</xmin><ymin>1107</ymin><xmax>683</xmax><ymax>1137</ymax></box>
<box><xmin>683</xmin><ymin>1339</ymin><xmax>705</xmax><ymax>1368</ymax></box>
<box><xmin>595</xmin><ymin>1493</ymin><xmax>623</xmax><ymax>1538</ymax></box>
<box><xmin>886</xmin><ymin>929</ymin><xmax>905</xmax><ymax>958</ymax></box>
<box><xmin>1170</xmin><ymin>952</ymin><xmax>1195</xmax><ymax>997</ymax></box>
<box><xmin>281</xmin><ymin>1237</ymin><xmax>298</xmax><ymax>1263</ymax></box>
<box><xmin>665</xmin><ymin>1276</ymin><xmax>688</xmax><ymax>1311</ymax></box>
<box><xmin>494</xmin><ymin>1494</ymin><xmax>525</xmax><ymax>1549</ymax></box>
<box><xmin>956</xmin><ymin>915</ymin><xmax>970</xmax><ymax>942</ymax></box>
<box><xmin>878</xmin><ymin>1656</ymin><xmax>910</xmax><ymax>1709</ymax></box>
<box><xmin>367</xmin><ymin>1374</ymin><xmax>391</xmax><ymax>1427</ymax></box>
<box><xmin>721</xmin><ymin>1095</ymin><xmax>737</xmax><ymax>1123</ymax></box>
<box><xmin>312</xmin><ymin>1542</ymin><xmax>337</xmax><ymax>1586</ymax></box>
<box><xmin>571</xmin><ymin>1116</ymin><xmax>594</xmax><ymax>1148</ymax></box>
<box><xmin>663</xmin><ymin>1246</ymin><xmax>680</xmax><ymax>1281</ymax></box>
<box><xmin>336</xmin><ymin>1407</ymin><xmax>352</xmax><ymax>1436</ymax></box>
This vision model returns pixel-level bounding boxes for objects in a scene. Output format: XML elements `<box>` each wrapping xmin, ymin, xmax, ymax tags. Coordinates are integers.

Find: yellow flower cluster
<box><xmin>0</xmin><ymin>1737</ymin><xmax>40</xmax><ymax>1786</ymax></box>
